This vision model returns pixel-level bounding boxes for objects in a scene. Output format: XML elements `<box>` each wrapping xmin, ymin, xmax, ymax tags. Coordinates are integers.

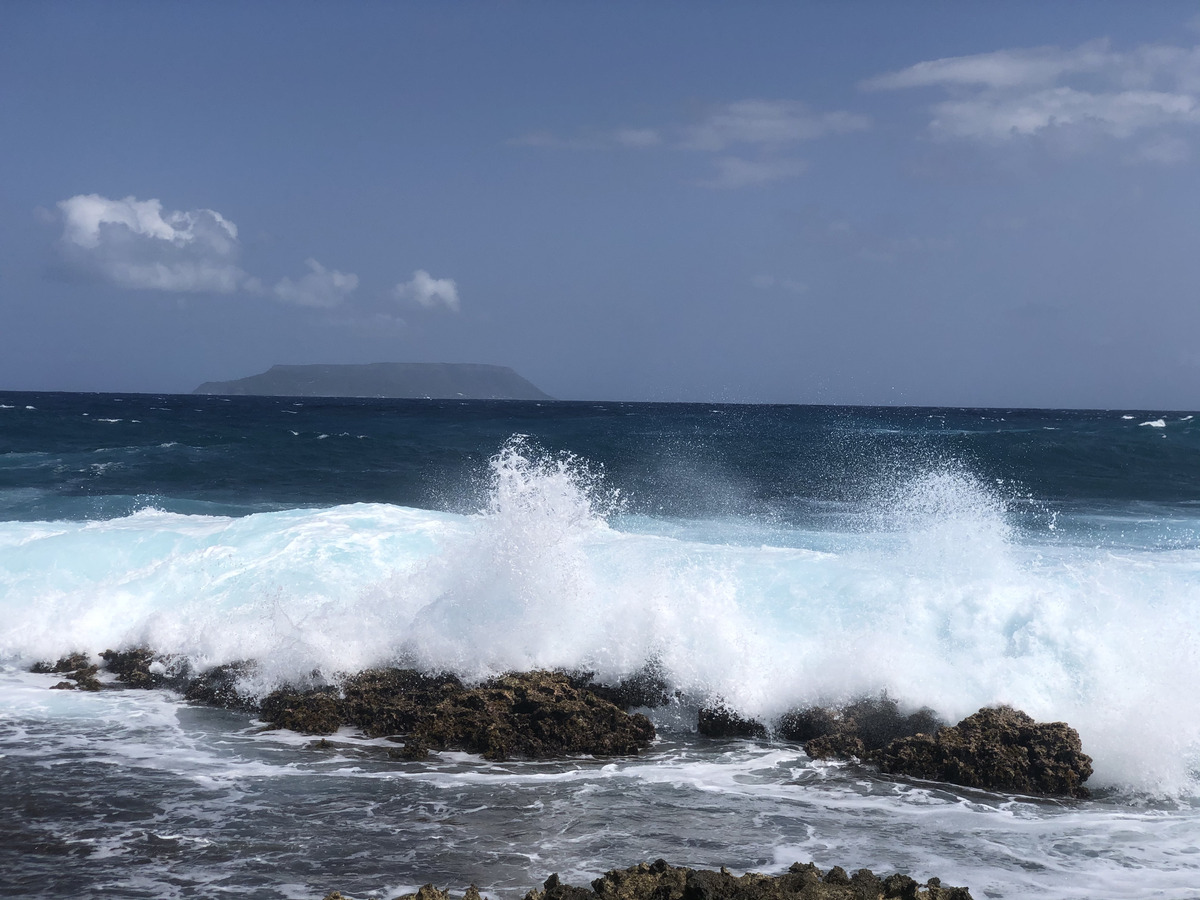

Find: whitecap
<box><xmin>1140</xmin><ymin>419</ymin><xmax>1167</xmax><ymax>428</ymax></box>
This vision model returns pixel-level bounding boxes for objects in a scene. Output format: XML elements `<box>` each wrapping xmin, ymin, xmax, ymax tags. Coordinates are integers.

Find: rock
<box><xmin>408</xmin><ymin>671</ymin><xmax>656</xmax><ymax>761</ymax></box>
<box><xmin>31</xmin><ymin>654</ymin><xmax>102</xmax><ymax>691</ymax></box>
<box><xmin>260</xmin><ymin>688</ymin><xmax>343</xmax><ymax>734</ymax></box>
<box><xmin>31</xmin><ymin>652</ymin><xmax>91</xmax><ymax>674</ymax></box>
<box><xmin>183</xmin><ymin>662</ymin><xmax>259</xmax><ymax>711</ymax></box>
<box><xmin>342</xmin><ymin>668</ymin><xmax>467</xmax><ymax>737</ymax></box>
<box><xmin>879</xmin><ymin>705</ymin><xmax>1093</xmax><ymax>798</ymax></box>
<box><xmin>66</xmin><ymin>665</ymin><xmax>102</xmax><ymax>691</ymax></box>
<box><xmin>698</xmin><ymin>705</ymin><xmax>767</xmax><ymax>739</ymax></box>
<box><xmin>584</xmin><ymin>663</ymin><xmax>674</xmax><ymax>710</ymax></box>
<box><xmin>99</xmin><ymin>647</ymin><xmax>186</xmax><ymax>689</ymax></box>
<box><xmin>515</xmin><ymin>860</ymin><xmax>973</xmax><ymax>900</ymax></box>
<box><xmin>777</xmin><ymin>697</ymin><xmax>943</xmax><ymax>763</ymax></box>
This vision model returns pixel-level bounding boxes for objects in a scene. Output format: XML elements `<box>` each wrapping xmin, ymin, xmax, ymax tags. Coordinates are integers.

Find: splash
<box><xmin>3</xmin><ymin>445</ymin><xmax>1200</xmax><ymax>794</ymax></box>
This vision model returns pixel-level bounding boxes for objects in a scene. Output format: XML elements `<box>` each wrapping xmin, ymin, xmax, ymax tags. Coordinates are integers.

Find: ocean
<box><xmin>3</xmin><ymin>392</ymin><xmax>1200</xmax><ymax>899</ymax></box>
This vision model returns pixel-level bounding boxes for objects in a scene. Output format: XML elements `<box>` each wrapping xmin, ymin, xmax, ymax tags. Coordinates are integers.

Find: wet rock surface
<box><xmin>341</xmin><ymin>669</ymin><xmax>657</xmax><ymax>760</ymax></box>
<box><xmin>29</xmin><ymin>651</ymin><xmax>655</xmax><ymax>761</ymax></box>
<box><xmin>777</xmin><ymin>697</ymin><xmax>942</xmax><ymax>761</ymax></box>
<box><xmin>879</xmin><ymin>705</ymin><xmax>1093</xmax><ymax>798</ymax></box>
<box><xmin>698</xmin><ymin>704</ymin><xmax>768</xmax><ymax>739</ymax></box>
<box><xmin>32</xmin><ymin>653</ymin><xmax>102</xmax><ymax>691</ymax></box>
<box><xmin>324</xmin><ymin>859</ymin><xmax>972</xmax><ymax>900</ymax></box>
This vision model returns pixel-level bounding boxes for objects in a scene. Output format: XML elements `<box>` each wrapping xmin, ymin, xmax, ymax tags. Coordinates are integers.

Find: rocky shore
<box><xmin>30</xmin><ymin>649</ymin><xmax>1092</xmax><ymax>796</ymax></box>
<box><xmin>323</xmin><ymin>859</ymin><xmax>974</xmax><ymax>900</ymax></box>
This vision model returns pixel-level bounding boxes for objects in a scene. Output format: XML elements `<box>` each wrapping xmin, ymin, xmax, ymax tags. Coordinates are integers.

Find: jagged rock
<box><xmin>183</xmin><ymin>662</ymin><xmax>258</xmax><ymax>711</ymax></box>
<box><xmin>388</xmin><ymin>885</ymin><xmax>484</xmax><ymax>900</ymax></box>
<box><xmin>99</xmin><ymin>647</ymin><xmax>186</xmax><ymax>689</ymax></box>
<box><xmin>31</xmin><ymin>654</ymin><xmax>102</xmax><ymax>691</ymax></box>
<box><xmin>804</xmin><ymin>733</ymin><xmax>866</xmax><ymax>761</ymax></box>
<box><xmin>31</xmin><ymin>652</ymin><xmax>91</xmax><ymax>674</ymax></box>
<box><xmin>879</xmin><ymin>705</ymin><xmax>1093</xmax><ymax>798</ymax></box>
<box><xmin>66</xmin><ymin>665</ymin><xmax>102</xmax><ymax>691</ymax></box>
<box><xmin>698</xmin><ymin>705</ymin><xmax>767</xmax><ymax>739</ymax></box>
<box><xmin>409</xmin><ymin>671</ymin><xmax>656</xmax><ymax>761</ymax></box>
<box><xmin>342</xmin><ymin>668</ymin><xmax>467</xmax><ymax>737</ymax></box>
<box><xmin>584</xmin><ymin>663</ymin><xmax>674</xmax><ymax>710</ymax></box>
<box><xmin>778</xmin><ymin>697</ymin><xmax>942</xmax><ymax>762</ymax></box>
<box><xmin>261</xmin><ymin>688</ymin><xmax>343</xmax><ymax>734</ymax></box>
<box><xmin>516</xmin><ymin>859</ymin><xmax>972</xmax><ymax>900</ymax></box>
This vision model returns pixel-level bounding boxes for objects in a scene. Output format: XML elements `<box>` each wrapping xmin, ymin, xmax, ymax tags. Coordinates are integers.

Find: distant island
<box><xmin>193</xmin><ymin>363</ymin><xmax>553</xmax><ymax>400</ymax></box>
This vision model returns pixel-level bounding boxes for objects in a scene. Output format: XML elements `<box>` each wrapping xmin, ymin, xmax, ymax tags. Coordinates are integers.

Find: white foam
<box><xmin>3</xmin><ymin>441</ymin><xmax>1200</xmax><ymax>795</ymax></box>
<box><xmin>1140</xmin><ymin>419</ymin><xmax>1167</xmax><ymax>428</ymax></box>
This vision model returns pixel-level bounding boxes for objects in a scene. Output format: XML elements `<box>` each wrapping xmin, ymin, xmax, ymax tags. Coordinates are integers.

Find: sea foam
<box><xmin>3</xmin><ymin>437</ymin><xmax>1200</xmax><ymax>795</ymax></box>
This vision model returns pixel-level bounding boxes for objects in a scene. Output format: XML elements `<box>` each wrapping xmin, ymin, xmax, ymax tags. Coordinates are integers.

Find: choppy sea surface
<box><xmin>4</xmin><ymin>392</ymin><xmax>1200</xmax><ymax>899</ymax></box>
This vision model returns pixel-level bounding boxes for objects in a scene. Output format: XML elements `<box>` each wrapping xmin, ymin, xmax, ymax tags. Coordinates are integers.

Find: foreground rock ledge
<box><xmin>34</xmin><ymin>651</ymin><xmax>655</xmax><ymax>762</ymax></box>
<box><xmin>323</xmin><ymin>859</ymin><xmax>972</xmax><ymax>900</ymax></box>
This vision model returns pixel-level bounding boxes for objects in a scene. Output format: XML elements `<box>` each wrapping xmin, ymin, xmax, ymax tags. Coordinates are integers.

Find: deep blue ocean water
<box><xmin>4</xmin><ymin>392</ymin><xmax>1200</xmax><ymax>899</ymax></box>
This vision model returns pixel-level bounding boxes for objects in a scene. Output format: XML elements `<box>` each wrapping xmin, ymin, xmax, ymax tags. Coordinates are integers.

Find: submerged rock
<box><xmin>879</xmin><ymin>705</ymin><xmax>1093</xmax><ymax>798</ymax></box>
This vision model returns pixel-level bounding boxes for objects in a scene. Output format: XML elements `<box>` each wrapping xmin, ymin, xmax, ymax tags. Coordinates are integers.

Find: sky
<box><xmin>3</xmin><ymin>1</ymin><xmax>1200</xmax><ymax>407</ymax></box>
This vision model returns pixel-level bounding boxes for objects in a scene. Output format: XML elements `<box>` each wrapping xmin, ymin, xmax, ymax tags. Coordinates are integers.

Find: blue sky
<box><xmin>3</xmin><ymin>2</ymin><xmax>1200</xmax><ymax>407</ymax></box>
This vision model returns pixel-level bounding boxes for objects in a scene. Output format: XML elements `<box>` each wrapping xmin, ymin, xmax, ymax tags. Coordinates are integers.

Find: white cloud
<box><xmin>867</xmin><ymin>36</ymin><xmax>1200</xmax><ymax>160</ymax></box>
<box><xmin>701</xmin><ymin>156</ymin><xmax>807</xmax><ymax>189</ymax></box>
<box><xmin>931</xmin><ymin>87</ymin><xmax>1199</xmax><ymax>141</ymax></box>
<box><xmin>684</xmin><ymin>100</ymin><xmax>869</xmax><ymax>151</ymax></box>
<box><xmin>512</xmin><ymin>98</ymin><xmax>867</xmax><ymax>188</ymax></box>
<box><xmin>273</xmin><ymin>259</ymin><xmax>358</xmax><ymax>308</ymax></box>
<box><xmin>864</xmin><ymin>41</ymin><xmax>1114</xmax><ymax>91</ymax></box>
<box><xmin>56</xmin><ymin>193</ymin><xmax>250</xmax><ymax>293</ymax></box>
<box><xmin>394</xmin><ymin>269</ymin><xmax>460</xmax><ymax>312</ymax></box>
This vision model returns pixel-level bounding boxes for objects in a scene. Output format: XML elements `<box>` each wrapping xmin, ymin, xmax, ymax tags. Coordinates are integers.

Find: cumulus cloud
<box><xmin>272</xmin><ymin>258</ymin><xmax>359</xmax><ymax>308</ymax></box>
<box><xmin>866</xmin><ymin>37</ymin><xmax>1200</xmax><ymax>159</ymax></box>
<box><xmin>56</xmin><ymin>194</ymin><xmax>250</xmax><ymax>292</ymax></box>
<box><xmin>394</xmin><ymin>269</ymin><xmax>460</xmax><ymax>312</ymax></box>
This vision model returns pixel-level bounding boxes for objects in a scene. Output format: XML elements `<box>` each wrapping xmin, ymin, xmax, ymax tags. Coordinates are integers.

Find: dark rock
<box><xmin>66</xmin><ymin>665</ymin><xmax>102</xmax><ymax>691</ymax></box>
<box><xmin>342</xmin><ymin>668</ymin><xmax>466</xmax><ymax>737</ymax></box>
<box><xmin>260</xmin><ymin>688</ymin><xmax>343</xmax><ymax>734</ymax></box>
<box><xmin>778</xmin><ymin>697</ymin><xmax>943</xmax><ymax>763</ymax></box>
<box><xmin>50</xmin><ymin>681</ymin><xmax>76</xmax><ymax>691</ymax></box>
<box><xmin>698</xmin><ymin>705</ymin><xmax>767</xmax><ymax>739</ymax></box>
<box><xmin>879</xmin><ymin>705</ymin><xmax>1093</xmax><ymax>799</ymax></box>
<box><xmin>410</xmin><ymin>671</ymin><xmax>656</xmax><ymax>761</ymax></box>
<box><xmin>516</xmin><ymin>860</ymin><xmax>972</xmax><ymax>900</ymax></box>
<box><xmin>585</xmin><ymin>663</ymin><xmax>674</xmax><ymax>710</ymax></box>
<box><xmin>804</xmin><ymin>733</ymin><xmax>866</xmax><ymax>761</ymax></box>
<box><xmin>183</xmin><ymin>662</ymin><xmax>258</xmax><ymax>711</ymax></box>
<box><xmin>99</xmin><ymin>647</ymin><xmax>185</xmax><ymax>689</ymax></box>
<box><xmin>822</xmin><ymin>867</ymin><xmax>850</xmax><ymax>886</ymax></box>
<box><xmin>31</xmin><ymin>652</ymin><xmax>91</xmax><ymax>674</ymax></box>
